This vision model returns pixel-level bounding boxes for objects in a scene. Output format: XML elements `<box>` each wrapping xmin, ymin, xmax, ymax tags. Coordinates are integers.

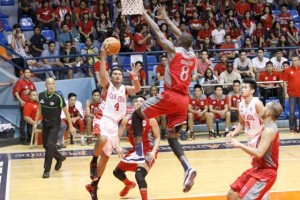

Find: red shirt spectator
<box><xmin>190</xmin><ymin>97</ymin><xmax>208</xmax><ymax>112</ymax></box>
<box><xmin>277</xmin><ymin>13</ymin><xmax>292</xmax><ymax>30</ymax></box>
<box><xmin>55</xmin><ymin>6</ymin><xmax>72</xmax><ymax>21</ymax></box>
<box><xmin>258</xmin><ymin>71</ymin><xmax>282</xmax><ymax>87</ymax></box>
<box><xmin>130</xmin><ymin>69</ymin><xmax>146</xmax><ymax>86</ymax></box>
<box><xmin>253</xmin><ymin>1</ymin><xmax>266</xmax><ymax>17</ymax></box>
<box><xmin>214</xmin><ymin>63</ymin><xmax>228</xmax><ymax>76</ymax></box>
<box><xmin>94</xmin><ymin>60</ymin><xmax>110</xmax><ymax>72</ymax></box>
<box><xmin>23</xmin><ymin>101</ymin><xmax>41</xmax><ymax>121</ymax></box>
<box><xmin>283</xmin><ymin>65</ymin><xmax>300</xmax><ymax>97</ymax></box>
<box><xmin>220</xmin><ymin>43</ymin><xmax>235</xmax><ymax>57</ymax></box>
<box><xmin>74</xmin><ymin>7</ymin><xmax>91</xmax><ymax>20</ymax></box>
<box><xmin>78</xmin><ymin>20</ymin><xmax>94</xmax><ymax>35</ymax></box>
<box><xmin>208</xmin><ymin>94</ymin><xmax>229</xmax><ymax>119</ymax></box>
<box><xmin>134</xmin><ymin>33</ymin><xmax>148</xmax><ymax>52</ymax></box>
<box><xmin>235</xmin><ymin>1</ymin><xmax>250</xmax><ymax>17</ymax></box>
<box><xmin>197</xmin><ymin>29</ymin><xmax>212</xmax><ymax>41</ymax></box>
<box><xmin>261</xmin><ymin>14</ymin><xmax>274</xmax><ymax>30</ymax></box>
<box><xmin>156</xmin><ymin>64</ymin><xmax>165</xmax><ymax>79</ymax></box>
<box><xmin>229</xmin><ymin>28</ymin><xmax>243</xmax><ymax>40</ymax></box>
<box><xmin>61</xmin><ymin>20</ymin><xmax>74</xmax><ymax>30</ymax></box>
<box><xmin>184</xmin><ymin>2</ymin><xmax>196</xmax><ymax>18</ymax></box>
<box><xmin>13</xmin><ymin>78</ymin><xmax>36</xmax><ymax>103</ymax></box>
<box><xmin>242</xmin><ymin>19</ymin><xmax>255</xmax><ymax>30</ymax></box>
<box><xmin>37</xmin><ymin>6</ymin><xmax>54</xmax><ymax>21</ymax></box>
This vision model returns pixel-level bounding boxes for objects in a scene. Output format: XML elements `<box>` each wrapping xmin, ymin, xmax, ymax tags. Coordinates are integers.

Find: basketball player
<box><xmin>228</xmin><ymin>79</ymin><xmax>264</xmax><ymax>148</ymax></box>
<box><xmin>85</xmin><ymin>89</ymin><xmax>101</xmax><ymax>145</ymax></box>
<box><xmin>86</xmin><ymin>48</ymin><xmax>141</xmax><ymax>200</ymax></box>
<box><xmin>227</xmin><ymin>80</ymin><xmax>242</xmax><ymax>130</ymax></box>
<box><xmin>122</xmin><ymin>6</ymin><xmax>197</xmax><ymax>193</ymax></box>
<box><xmin>227</xmin><ymin>101</ymin><xmax>282</xmax><ymax>200</ymax></box>
<box><xmin>113</xmin><ymin>96</ymin><xmax>160</xmax><ymax>200</ymax></box>
<box><xmin>187</xmin><ymin>84</ymin><xmax>212</xmax><ymax>140</ymax></box>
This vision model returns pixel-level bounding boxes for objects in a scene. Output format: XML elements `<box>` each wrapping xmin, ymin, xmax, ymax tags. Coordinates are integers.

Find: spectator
<box><xmin>18</xmin><ymin>0</ymin><xmax>36</xmax><ymax>23</ymax></box>
<box><xmin>61</xmin><ymin>93</ymin><xmax>85</xmax><ymax>145</ymax></box>
<box><xmin>193</xmin><ymin>50</ymin><xmax>213</xmax><ymax>81</ymax></box>
<box><xmin>225</xmin><ymin>9</ymin><xmax>238</xmax><ymax>30</ymax></box>
<box><xmin>13</xmin><ymin>69</ymin><xmax>36</xmax><ymax>145</ymax></box>
<box><xmin>81</xmin><ymin>37</ymin><xmax>99</xmax><ymax>77</ymax></box>
<box><xmin>55</xmin><ymin>0</ymin><xmax>72</xmax><ymax>31</ymax></box>
<box><xmin>93</xmin><ymin>0</ymin><xmax>109</xmax><ymax>21</ymax></box>
<box><xmin>253</xmin><ymin>22</ymin><xmax>267</xmax><ymax>48</ymax></box>
<box><xmin>199</xmin><ymin>68</ymin><xmax>218</xmax><ymax>96</ymax></box>
<box><xmin>227</xmin><ymin>80</ymin><xmax>242</xmax><ymax>130</ymax></box>
<box><xmin>258</xmin><ymin>61</ymin><xmax>283</xmax><ymax>105</ymax></box>
<box><xmin>219</xmin><ymin>63</ymin><xmax>242</xmax><ymax>92</ymax></box>
<box><xmin>286</xmin><ymin>20</ymin><xmax>299</xmax><ymax>46</ymax></box>
<box><xmin>169</xmin><ymin>0</ymin><xmax>180</xmax><ymax>19</ymax></box>
<box><xmin>252</xmin><ymin>48</ymin><xmax>270</xmax><ymax>79</ymax></box>
<box><xmin>36</xmin><ymin>0</ymin><xmax>56</xmax><ymax>37</ymax></box>
<box><xmin>187</xmin><ymin>84</ymin><xmax>211</xmax><ymax>141</ymax></box>
<box><xmin>70</xmin><ymin>0</ymin><xmax>81</xmax><ymax>10</ymax></box>
<box><xmin>283</xmin><ymin>56</ymin><xmax>300</xmax><ymax>134</ymax></box>
<box><xmin>7</xmin><ymin>24</ymin><xmax>26</xmax><ymax>77</ymax></box>
<box><xmin>277</xmin><ymin>3</ymin><xmax>292</xmax><ymax>31</ymax></box>
<box><xmin>119</xmin><ymin>25</ymin><xmax>134</xmax><ymax>52</ymax></box>
<box><xmin>220</xmin><ymin>34</ymin><xmax>236</xmax><ymax>59</ymax></box>
<box><xmin>113</xmin><ymin>0</ymin><xmax>122</xmax><ymax>21</ymax></box>
<box><xmin>241</xmin><ymin>36</ymin><xmax>256</xmax><ymax>57</ymax></box>
<box><xmin>214</xmin><ymin>54</ymin><xmax>228</xmax><ymax>78</ymax></box>
<box><xmin>61</xmin><ymin>13</ymin><xmax>74</xmax><ymax>32</ymax></box>
<box><xmin>282</xmin><ymin>60</ymin><xmax>291</xmax><ymax>73</ymax></box>
<box><xmin>95</xmin><ymin>13</ymin><xmax>112</xmax><ymax>43</ymax></box>
<box><xmin>58</xmin><ymin>24</ymin><xmax>75</xmax><ymax>49</ymax></box>
<box><xmin>39</xmin><ymin>41</ymin><xmax>64</xmax><ymax>79</ymax></box>
<box><xmin>74</xmin><ymin>0</ymin><xmax>91</xmax><ymax>24</ymax></box>
<box><xmin>133</xmin><ymin>24</ymin><xmax>151</xmax><ymax>52</ymax></box>
<box><xmin>208</xmin><ymin>85</ymin><xmax>231</xmax><ymax>139</ymax></box>
<box><xmin>30</xmin><ymin>26</ymin><xmax>47</xmax><ymax>57</ymax></box>
<box><xmin>171</xmin><ymin>11</ymin><xmax>184</xmax><ymax>27</ymax></box>
<box><xmin>85</xmin><ymin>89</ymin><xmax>101</xmax><ymax>145</ymax></box>
<box><xmin>156</xmin><ymin>55</ymin><xmax>167</xmax><ymax>84</ymax></box>
<box><xmin>227</xmin><ymin>20</ymin><xmax>243</xmax><ymax>48</ymax></box>
<box><xmin>204</xmin><ymin>11</ymin><xmax>216</xmax><ymax>29</ymax></box>
<box><xmin>200</xmin><ymin>0</ymin><xmax>215</xmax><ymax>12</ymax></box>
<box><xmin>241</xmin><ymin>11</ymin><xmax>255</xmax><ymax>37</ymax></box>
<box><xmin>270</xmin><ymin>50</ymin><xmax>288</xmax><ymax>73</ymax></box>
<box><xmin>24</xmin><ymin>44</ymin><xmax>56</xmax><ymax>79</ymax></box>
<box><xmin>189</xmin><ymin>11</ymin><xmax>202</xmax><ymax>39</ymax></box>
<box><xmin>197</xmin><ymin>21</ymin><xmax>212</xmax><ymax>47</ymax></box>
<box><xmin>78</xmin><ymin>11</ymin><xmax>94</xmax><ymax>43</ymax></box>
<box><xmin>260</xmin><ymin>5</ymin><xmax>275</xmax><ymax>31</ymax></box>
<box><xmin>200</xmin><ymin>36</ymin><xmax>215</xmax><ymax>57</ymax></box>
<box><xmin>211</xmin><ymin>21</ymin><xmax>225</xmax><ymax>48</ymax></box>
<box><xmin>235</xmin><ymin>0</ymin><xmax>251</xmax><ymax>19</ymax></box>
<box><xmin>183</xmin><ymin>0</ymin><xmax>196</xmax><ymax>21</ymax></box>
<box><xmin>276</xmin><ymin>35</ymin><xmax>292</xmax><ymax>58</ymax></box>
<box><xmin>217</xmin><ymin>0</ymin><xmax>235</xmax><ymax>17</ymax></box>
<box><xmin>253</xmin><ymin>0</ymin><xmax>266</xmax><ymax>21</ymax></box>
<box><xmin>130</xmin><ymin>61</ymin><xmax>146</xmax><ymax>95</ymax></box>
<box><xmin>233</xmin><ymin>50</ymin><xmax>255</xmax><ymax>79</ymax></box>
<box><xmin>60</xmin><ymin>41</ymin><xmax>80</xmax><ymax>79</ymax></box>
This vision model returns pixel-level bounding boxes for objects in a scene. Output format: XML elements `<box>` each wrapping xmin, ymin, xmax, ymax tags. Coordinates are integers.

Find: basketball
<box><xmin>103</xmin><ymin>37</ymin><xmax>121</xmax><ymax>55</ymax></box>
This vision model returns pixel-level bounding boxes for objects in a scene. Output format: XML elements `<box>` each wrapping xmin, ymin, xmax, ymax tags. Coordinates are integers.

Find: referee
<box><xmin>34</xmin><ymin>78</ymin><xmax>76</xmax><ymax>178</ymax></box>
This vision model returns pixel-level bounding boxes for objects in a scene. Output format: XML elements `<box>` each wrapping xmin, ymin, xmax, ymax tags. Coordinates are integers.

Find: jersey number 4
<box><xmin>114</xmin><ymin>103</ymin><xmax>119</xmax><ymax>111</ymax></box>
<box><xmin>180</xmin><ymin>65</ymin><xmax>189</xmax><ymax>81</ymax></box>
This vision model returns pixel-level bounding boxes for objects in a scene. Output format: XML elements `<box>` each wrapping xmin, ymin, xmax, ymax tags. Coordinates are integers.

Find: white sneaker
<box><xmin>183</xmin><ymin>168</ymin><xmax>197</xmax><ymax>193</ymax></box>
<box><xmin>81</xmin><ymin>138</ymin><xmax>85</xmax><ymax>146</ymax></box>
<box><xmin>122</xmin><ymin>152</ymin><xmax>145</xmax><ymax>164</ymax></box>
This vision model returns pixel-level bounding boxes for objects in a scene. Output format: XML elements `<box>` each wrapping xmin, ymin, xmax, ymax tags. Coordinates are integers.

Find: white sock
<box><xmin>81</xmin><ymin>135</ymin><xmax>84</xmax><ymax>140</ymax></box>
<box><xmin>225</xmin><ymin>128</ymin><xmax>229</xmax><ymax>132</ymax></box>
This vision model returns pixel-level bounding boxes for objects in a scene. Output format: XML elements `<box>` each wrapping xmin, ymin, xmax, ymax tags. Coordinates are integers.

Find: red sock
<box><xmin>140</xmin><ymin>189</ymin><xmax>148</xmax><ymax>200</ymax></box>
<box><xmin>123</xmin><ymin>178</ymin><xmax>131</xmax><ymax>186</ymax></box>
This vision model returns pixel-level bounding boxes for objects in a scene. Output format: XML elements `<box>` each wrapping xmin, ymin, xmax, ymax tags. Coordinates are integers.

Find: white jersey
<box><xmin>99</xmin><ymin>82</ymin><xmax>127</xmax><ymax>123</ymax></box>
<box><xmin>239</xmin><ymin>97</ymin><xmax>263</xmax><ymax>147</ymax></box>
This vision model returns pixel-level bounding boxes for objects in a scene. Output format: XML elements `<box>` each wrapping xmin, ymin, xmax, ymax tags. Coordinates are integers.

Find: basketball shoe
<box><xmin>183</xmin><ymin>168</ymin><xmax>197</xmax><ymax>193</ymax></box>
<box><xmin>86</xmin><ymin>184</ymin><xmax>98</xmax><ymax>200</ymax></box>
<box><xmin>122</xmin><ymin>152</ymin><xmax>145</xmax><ymax>164</ymax></box>
<box><xmin>119</xmin><ymin>181</ymin><xmax>136</xmax><ymax>197</ymax></box>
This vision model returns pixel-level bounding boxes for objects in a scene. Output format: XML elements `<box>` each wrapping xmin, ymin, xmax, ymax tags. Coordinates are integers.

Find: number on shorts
<box><xmin>180</xmin><ymin>65</ymin><xmax>189</xmax><ymax>81</ymax></box>
<box><xmin>115</xmin><ymin>103</ymin><xmax>119</xmax><ymax>111</ymax></box>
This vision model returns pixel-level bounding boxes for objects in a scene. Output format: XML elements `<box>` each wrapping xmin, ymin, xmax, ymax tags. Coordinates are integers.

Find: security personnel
<box><xmin>34</xmin><ymin>78</ymin><xmax>76</xmax><ymax>178</ymax></box>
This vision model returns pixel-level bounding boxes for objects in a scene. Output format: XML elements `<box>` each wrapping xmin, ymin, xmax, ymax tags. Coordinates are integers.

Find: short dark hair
<box><xmin>133</xmin><ymin>95</ymin><xmax>146</xmax><ymax>101</ymax></box>
<box><xmin>68</xmin><ymin>92</ymin><xmax>77</xmax><ymax>99</ymax></box>
<box><xmin>201</xmin><ymin>49</ymin><xmax>209</xmax><ymax>54</ymax></box>
<box><xmin>134</xmin><ymin>24</ymin><xmax>143</xmax><ymax>33</ymax></box>
<box><xmin>13</xmin><ymin>24</ymin><xmax>21</xmax><ymax>29</ymax></box>
<box><xmin>266</xmin><ymin>61</ymin><xmax>273</xmax><ymax>66</ymax></box>
<box><xmin>48</xmin><ymin>40</ymin><xmax>56</xmax><ymax>46</ymax></box>
<box><xmin>160</xmin><ymin>55</ymin><xmax>167</xmax><ymax>60</ymax></box>
<box><xmin>65</xmin><ymin>40</ymin><xmax>71</xmax><ymax>45</ymax></box>
<box><xmin>282</xmin><ymin>61</ymin><xmax>290</xmax><ymax>66</ymax></box>
<box><xmin>29</xmin><ymin>90</ymin><xmax>37</xmax><ymax>95</ymax></box>
<box><xmin>239</xmin><ymin>49</ymin><xmax>247</xmax><ymax>55</ymax></box>
<box><xmin>110</xmin><ymin>67</ymin><xmax>123</xmax><ymax>76</ymax></box>
<box><xmin>243</xmin><ymin>78</ymin><xmax>257</xmax><ymax>93</ymax></box>
<box><xmin>135</xmin><ymin>61</ymin><xmax>143</xmax><ymax>67</ymax></box>
<box><xmin>92</xmin><ymin>89</ymin><xmax>100</xmax><ymax>95</ymax></box>
<box><xmin>257</xmin><ymin>47</ymin><xmax>264</xmax><ymax>52</ymax></box>
<box><xmin>233</xmin><ymin>80</ymin><xmax>241</xmax><ymax>84</ymax></box>
<box><xmin>281</xmin><ymin>3</ymin><xmax>288</xmax><ymax>8</ymax></box>
<box><xmin>33</xmin><ymin>26</ymin><xmax>40</xmax><ymax>30</ymax></box>
<box><xmin>24</xmin><ymin>68</ymin><xmax>31</xmax><ymax>73</ymax></box>
<box><xmin>214</xmin><ymin>85</ymin><xmax>223</xmax><ymax>91</ymax></box>
<box><xmin>224</xmin><ymin>34</ymin><xmax>231</xmax><ymax>39</ymax></box>
<box><xmin>194</xmin><ymin>84</ymin><xmax>202</xmax><ymax>90</ymax></box>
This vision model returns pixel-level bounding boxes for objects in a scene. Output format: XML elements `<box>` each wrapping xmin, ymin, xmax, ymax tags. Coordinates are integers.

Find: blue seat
<box><xmin>272</xmin><ymin>10</ymin><xmax>280</xmax><ymax>18</ymax></box>
<box><xmin>19</xmin><ymin>17</ymin><xmax>34</xmax><ymax>31</ymax></box>
<box><xmin>1</xmin><ymin>0</ymin><xmax>14</xmax><ymax>6</ymax></box>
<box><xmin>288</xmin><ymin>10</ymin><xmax>300</xmax><ymax>22</ymax></box>
<box><xmin>284</xmin><ymin>99</ymin><xmax>299</xmax><ymax>118</ymax></box>
<box><xmin>295</xmin><ymin>23</ymin><xmax>300</xmax><ymax>34</ymax></box>
<box><xmin>147</xmin><ymin>55</ymin><xmax>157</xmax><ymax>71</ymax></box>
<box><xmin>79</xmin><ymin>43</ymin><xmax>86</xmax><ymax>52</ymax></box>
<box><xmin>122</xmin><ymin>57</ymin><xmax>131</xmax><ymax>71</ymax></box>
<box><xmin>0</xmin><ymin>18</ymin><xmax>12</xmax><ymax>31</ymax></box>
<box><xmin>41</xmin><ymin>29</ymin><xmax>55</xmax><ymax>41</ymax></box>
<box><xmin>0</xmin><ymin>10</ymin><xmax>9</xmax><ymax>18</ymax></box>
<box><xmin>0</xmin><ymin>31</ymin><xmax>8</xmax><ymax>45</ymax></box>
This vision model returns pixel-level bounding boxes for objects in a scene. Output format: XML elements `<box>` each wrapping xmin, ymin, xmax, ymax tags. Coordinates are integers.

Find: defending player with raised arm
<box><xmin>86</xmin><ymin>47</ymin><xmax>141</xmax><ymax>200</ymax></box>
<box><xmin>227</xmin><ymin>101</ymin><xmax>283</xmax><ymax>200</ymax></box>
<box><xmin>122</xmin><ymin>5</ymin><xmax>198</xmax><ymax>193</ymax></box>
<box><xmin>113</xmin><ymin>96</ymin><xmax>160</xmax><ymax>200</ymax></box>
<box><xmin>227</xmin><ymin>79</ymin><xmax>264</xmax><ymax>148</ymax></box>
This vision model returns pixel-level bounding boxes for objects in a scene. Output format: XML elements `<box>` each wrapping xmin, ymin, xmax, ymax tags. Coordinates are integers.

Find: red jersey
<box><xmin>37</xmin><ymin>7</ymin><xmax>54</xmax><ymax>21</ymax></box>
<box><xmin>164</xmin><ymin>47</ymin><xmax>197</xmax><ymax>95</ymax></box>
<box><xmin>208</xmin><ymin>94</ymin><xmax>228</xmax><ymax>110</ymax></box>
<box><xmin>258</xmin><ymin>71</ymin><xmax>282</xmax><ymax>87</ymax></box>
<box><xmin>185</xmin><ymin>3</ymin><xmax>196</xmax><ymax>17</ymax></box>
<box><xmin>13</xmin><ymin>79</ymin><xmax>36</xmax><ymax>103</ymax></box>
<box><xmin>277</xmin><ymin>13</ymin><xmax>291</xmax><ymax>30</ymax></box>
<box><xmin>89</xmin><ymin>102</ymin><xmax>101</xmax><ymax>115</ymax></box>
<box><xmin>68</xmin><ymin>105</ymin><xmax>80</xmax><ymax>118</ymax></box>
<box><xmin>23</xmin><ymin>101</ymin><xmax>41</xmax><ymax>120</ymax></box>
<box><xmin>197</xmin><ymin>29</ymin><xmax>212</xmax><ymax>40</ymax></box>
<box><xmin>261</xmin><ymin>14</ymin><xmax>274</xmax><ymax>30</ymax></box>
<box><xmin>134</xmin><ymin>33</ymin><xmax>147</xmax><ymax>52</ymax></box>
<box><xmin>252</xmin><ymin>122</ymin><xmax>279</xmax><ymax>170</ymax></box>
<box><xmin>228</xmin><ymin>91</ymin><xmax>242</xmax><ymax>108</ymax></box>
<box><xmin>282</xmin><ymin>66</ymin><xmax>300</xmax><ymax>97</ymax></box>
<box><xmin>190</xmin><ymin>95</ymin><xmax>208</xmax><ymax>112</ymax></box>
<box><xmin>78</xmin><ymin>20</ymin><xmax>94</xmax><ymax>34</ymax></box>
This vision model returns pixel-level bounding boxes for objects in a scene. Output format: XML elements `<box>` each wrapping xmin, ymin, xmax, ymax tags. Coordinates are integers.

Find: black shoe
<box><xmin>208</xmin><ymin>131</ymin><xmax>214</xmax><ymax>140</ymax></box>
<box><xmin>90</xmin><ymin>163</ymin><xmax>98</xmax><ymax>181</ymax></box>
<box><xmin>160</xmin><ymin>133</ymin><xmax>166</xmax><ymax>140</ymax></box>
<box><xmin>86</xmin><ymin>184</ymin><xmax>98</xmax><ymax>200</ymax></box>
<box><xmin>43</xmin><ymin>171</ymin><xmax>50</xmax><ymax>178</ymax></box>
<box><xmin>213</xmin><ymin>132</ymin><xmax>219</xmax><ymax>138</ymax></box>
<box><xmin>224</xmin><ymin>131</ymin><xmax>229</xmax><ymax>137</ymax></box>
<box><xmin>55</xmin><ymin>156</ymin><xmax>66</xmax><ymax>171</ymax></box>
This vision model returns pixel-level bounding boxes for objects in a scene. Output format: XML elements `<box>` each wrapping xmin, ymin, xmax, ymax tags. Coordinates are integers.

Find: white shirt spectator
<box><xmin>252</xmin><ymin>56</ymin><xmax>269</xmax><ymax>72</ymax></box>
<box><xmin>270</xmin><ymin>56</ymin><xmax>288</xmax><ymax>71</ymax></box>
<box><xmin>211</xmin><ymin>29</ymin><xmax>226</xmax><ymax>45</ymax></box>
<box><xmin>7</xmin><ymin>33</ymin><xmax>26</xmax><ymax>58</ymax></box>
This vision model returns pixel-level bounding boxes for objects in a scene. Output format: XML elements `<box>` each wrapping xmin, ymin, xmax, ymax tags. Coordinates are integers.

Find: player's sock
<box><xmin>225</xmin><ymin>128</ymin><xmax>229</xmax><ymax>132</ymax></box>
<box><xmin>136</xmin><ymin>143</ymin><xmax>143</xmax><ymax>156</ymax></box>
<box><xmin>91</xmin><ymin>155</ymin><xmax>98</xmax><ymax>164</ymax></box>
<box><xmin>123</xmin><ymin>178</ymin><xmax>132</xmax><ymax>186</ymax></box>
<box><xmin>91</xmin><ymin>177</ymin><xmax>100</xmax><ymax>187</ymax></box>
<box><xmin>140</xmin><ymin>189</ymin><xmax>148</xmax><ymax>200</ymax></box>
<box><xmin>168</xmin><ymin>138</ymin><xmax>190</xmax><ymax>171</ymax></box>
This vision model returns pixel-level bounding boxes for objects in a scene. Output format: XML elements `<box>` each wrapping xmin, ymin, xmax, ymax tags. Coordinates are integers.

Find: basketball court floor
<box><xmin>1</xmin><ymin>130</ymin><xmax>300</xmax><ymax>200</ymax></box>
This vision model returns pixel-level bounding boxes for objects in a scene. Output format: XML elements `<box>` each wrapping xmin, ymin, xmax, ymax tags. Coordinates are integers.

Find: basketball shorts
<box><xmin>93</xmin><ymin>116</ymin><xmax>119</xmax><ymax>156</ymax></box>
<box><xmin>230</xmin><ymin>168</ymin><xmax>277</xmax><ymax>200</ymax></box>
<box><xmin>141</xmin><ymin>90</ymin><xmax>189</xmax><ymax>129</ymax></box>
<box><xmin>117</xmin><ymin>150</ymin><xmax>157</xmax><ymax>172</ymax></box>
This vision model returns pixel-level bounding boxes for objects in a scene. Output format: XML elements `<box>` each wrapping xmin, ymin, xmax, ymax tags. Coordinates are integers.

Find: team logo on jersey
<box><xmin>40</xmin><ymin>99</ymin><xmax>44</xmax><ymax>104</ymax></box>
<box><xmin>74</xmin><ymin>108</ymin><xmax>77</xmax><ymax>112</ymax></box>
<box><xmin>291</xmin><ymin>71</ymin><xmax>294</xmax><ymax>75</ymax></box>
<box><xmin>265</xmin><ymin>77</ymin><xmax>269</xmax><ymax>80</ymax></box>
<box><xmin>91</xmin><ymin>105</ymin><xmax>94</xmax><ymax>109</ymax></box>
<box><xmin>192</xmin><ymin>101</ymin><xmax>195</xmax><ymax>104</ymax></box>
<box><xmin>273</xmin><ymin>77</ymin><xmax>276</xmax><ymax>80</ymax></box>
<box><xmin>25</xmin><ymin>86</ymin><xmax>28</xmax><ymax>89</ymax></box>
<box><xmin>221</xmin><ymin>101</ymin><xmax>224</xmax><ymax>105</ymax></box>
<box><xmin>201</xmin><ymin>101</ymin><xmax>204</xmax><ymax>105</ymax></box>
<box><xmin>50</xmin><ymin>102</ymin><xmax>54</xmax><ymax>106</ymax></box>
<box><xmin>33</xmin><ymin>105</ymin><xmax>37</xmax><ymax>108</ymax></box>
<box><xmin>233</xmin><ymin>98</ymin><xmax>236</xmax><ymax>101</ymax></box>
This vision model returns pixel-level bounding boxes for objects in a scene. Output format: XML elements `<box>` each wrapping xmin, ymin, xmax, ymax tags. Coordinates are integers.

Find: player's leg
<box><xmin>230</xmin><ymin>111</ymin><xmax>238</xmax><ymax>131</ymax></box>
<box><xmin>187</xmin><ymin>113</ymin><xmax>195</xmax><ymax>140</ymax></box>
<box><xmin>228</xmin><ymin>169</ymin><xmax>252</xmax><ymax>200</ymax></box>
<box><xmin>76</xmin><ymin>119</ymin><xmax>86</xmax><ymax>145</ymax></box>
<box><xmin>220</xmin><ymin>111</ymin><xmax>231</xmax><ymax>137</ymax></box>
<box><xmin>208</xmin><ymin>113</ymin><xmax>216</xmax><ymax>139</ymax></box>
<box><xmin>86</xmin><ymin>117</ymin><xmax>93</xmax><ymax>145</ymax></box>
<box><xmin>135</xmin><ymin>165</ymin><xmax>150</xmax><ymax>200</ymax></box>
<box><xmin>160</xmin><ymin>115</ymin><xmax>167</xmax><ymax>140</ymax></box>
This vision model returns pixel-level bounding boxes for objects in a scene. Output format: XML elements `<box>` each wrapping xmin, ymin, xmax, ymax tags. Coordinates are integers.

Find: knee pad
<box><xmin>230</xmin><ymin>111</ymin><xmax>238</xmax><ymax>122</ymax></box>
<box><xmin>135</xmin><ymin>167</ymin><xmax>148</xmax><ymax>189</ymax></box>
<box><xmin>113</xmin><ymin>168</ymin><xmax>126</xmax><ymax>181</ymax></box>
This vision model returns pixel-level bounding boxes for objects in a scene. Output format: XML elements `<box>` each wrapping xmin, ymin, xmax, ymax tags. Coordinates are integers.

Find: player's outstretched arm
<box><xmin>99</xmin><ymin>48</ymin><xmax>109</xmax><ymax>89</ymax></box>
<box><xmin>156</xmin><ymin>5</ymin><xmax>181</xmax><ymax>39</ymax></box>
<box><xmin>126</xmin><ymin>65</ymin><xmax>141</xmax><ymax>95</ymax></box>
<box><xmin>149</xmin><ymin>118</ymin><xmax>160</xmax><ymax>161</ymax></box>
<box><xmin>142</xmin><ymin>9</ymin><xmax>175</xmax><ymax>55</ymax></box>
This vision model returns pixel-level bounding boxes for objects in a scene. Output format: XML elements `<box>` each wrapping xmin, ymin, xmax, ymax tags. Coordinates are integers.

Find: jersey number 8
<box><xmin>180</xmin><ymin>65</ymin><xmax>189</xmax><ymax>81</ymax></box>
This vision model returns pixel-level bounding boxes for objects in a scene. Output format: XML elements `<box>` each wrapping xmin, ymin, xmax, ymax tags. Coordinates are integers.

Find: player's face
<box><xmin>241</xmin><ymin>83</ymin><xmax>253</xmax><ymax>97</ymax></box>
<box><xmin>111</xmin><ymin>70</ymin><xmax>123</xmax><ymax>83</ymax></box>
<box><xmin>215</xmin><ymin>87</ymin><xmax>223</xmax><ymax>96</ymax></box>
<box><xmin>29</xmin><ymin>91</ymin><xmax>38</xmax><ymax>101</ymax></box>
<box><xmin>133</xmin><ymin>97</ymin><xmax>144</xmax><ymax>109</ymax></box>
<box><xmin>68</xmin><ymin>96</ymin><xmax>76</xmax><ymax>107</ymax></box>
<box><xmin>292</xmin><ymin>57</ymin><xmax>299</xmax><ymax>67</ymax></box>
<box><xmin>233</xmin><ymin>83</ymin><xmax>240</xmax><ymax>93</ymax></box>
<box><xmin>194</xmin><ymin>88</ymin><xmax>201</xmax><ymax>98</ymax></box>
<box><xmin>92</xmin><ymin>92</ymin><xmax>100</xmax><ymax>102</ymax></box>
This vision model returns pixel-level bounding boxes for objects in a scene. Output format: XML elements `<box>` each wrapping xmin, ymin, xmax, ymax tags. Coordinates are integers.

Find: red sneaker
<box><xmin>86</xmin><ymin>184</ymin><xmax>98</xmax><ymax>200</ymax></box>
<box><xmin>119</xmin><ymin>181</ymin><xmax>136</xmax><ymax>197</ymax></box>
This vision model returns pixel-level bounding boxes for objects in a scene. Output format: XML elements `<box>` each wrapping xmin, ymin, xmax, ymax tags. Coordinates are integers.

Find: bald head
<box><xmin>179</xmin><ymin>32</ymin><xmax>193</xmax><ymax>49</ymax></box>
<box><xmin>45</xmin><ymin>77</ymin><xmax>55</xmax><ymax>94</ymax></box>
<box><xmin>266</xmin><ymin>102</ymin><xmax>283</xmax><ymax>120</ymax></box>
